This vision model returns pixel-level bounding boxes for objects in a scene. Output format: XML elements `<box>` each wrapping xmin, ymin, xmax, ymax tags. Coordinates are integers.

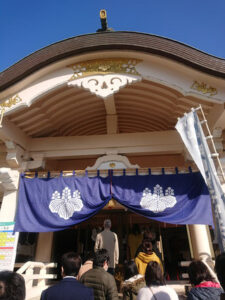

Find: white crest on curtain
<box><xmin>49</xmin><ymin>187</ymin><xmax>83</xmax><ymax>220</ymax></box>
<box><xmin>140</xmin><ymin>185</ymin><xmax>176</xmax><ymax>213</ymax></box>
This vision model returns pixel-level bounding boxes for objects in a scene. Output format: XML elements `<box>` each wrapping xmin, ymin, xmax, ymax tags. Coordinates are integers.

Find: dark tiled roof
<box><xmin>1</xmin><ymin>31</ymin><xmax>225</xmax><ymax>92</ymax></box>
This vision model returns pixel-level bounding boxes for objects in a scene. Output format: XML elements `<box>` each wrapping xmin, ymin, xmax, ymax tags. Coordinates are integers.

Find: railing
<box><xmin>15</xmin><ymin>261</ymin><xmax>58</xmax><ymax>289</ymax></box>
<box><xmin>179</xmin><ymin>258</ymin><xmax>218</xmax><ymax>282</ymax></box>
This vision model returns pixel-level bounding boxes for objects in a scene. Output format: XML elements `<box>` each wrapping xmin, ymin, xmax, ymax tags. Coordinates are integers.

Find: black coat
<box><xmin>41</xmin><ymin>277</ymin><xmax>94</xmax><ymax>300</ymax></box>
<box><xmin>187</xmin><ymin>286</ymin><xmax>222</xmax><ymax>300</ymax></box>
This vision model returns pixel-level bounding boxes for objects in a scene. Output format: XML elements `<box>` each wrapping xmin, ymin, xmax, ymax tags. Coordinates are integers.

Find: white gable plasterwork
<box><xmin>67</xmin><ymin>58</ymin><xmax>142</xmax><ymax>98</ymax></box>
<box><xmin>2</xmin><ymin>54</ymin><xmax>225</xmax><ymax>116</ymax></box>
<box><xmin>1</xmin><ymin>68</ymin><xmax>73</xmax><ymax>115</ymax></box>
<box><xmin>136</xmin><ymin>60</ymin><xmax>225</xmax><ymax>103</ymax></box>
<box><xmin>68</xmin><ymin>74</ymin><xmax>141</xmax><ymax>98</ymax></box>
<box><xmin>86</xmin><ymin>154</ymin><xmax>139</xmax><ymax>170</ymax></box>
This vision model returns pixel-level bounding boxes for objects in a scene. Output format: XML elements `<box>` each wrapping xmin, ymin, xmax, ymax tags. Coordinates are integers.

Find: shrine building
<box><xmin>0</xmin><ymin>20</ymin><xmax>225</xmax><ymax>280</ymax></box>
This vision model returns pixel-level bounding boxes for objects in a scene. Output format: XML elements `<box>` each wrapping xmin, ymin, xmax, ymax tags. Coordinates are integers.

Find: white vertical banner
<box><xmin>176</xmin><ymin>111</ymin><xmax>225</xmax><ymax>251</ymax></box>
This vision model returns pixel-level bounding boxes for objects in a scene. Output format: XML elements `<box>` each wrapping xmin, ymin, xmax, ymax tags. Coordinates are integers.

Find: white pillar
<box><xmin>188</xmin><ymin>224</ymin><xmax>213</xmax><ymax>260</ymax></box>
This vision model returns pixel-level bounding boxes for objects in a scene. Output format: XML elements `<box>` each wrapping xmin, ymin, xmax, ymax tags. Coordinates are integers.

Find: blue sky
<box><xmin>1</xmin><ymin>0</ymin><xmax>225</xmax><ymax>72</ymax></box>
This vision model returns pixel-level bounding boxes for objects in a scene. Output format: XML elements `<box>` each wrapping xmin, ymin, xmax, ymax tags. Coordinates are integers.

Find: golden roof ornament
<box><xmin>68</xmin><ymin>58</ymin><xmax>141</xmax><ymax>81</ymax></box>
<box><xmin>191</xmin><ymin>80</ymin><xmax>217</xmax><ymax>96</ymax></box>
<box><xmin>97</xmin><ymin>9</ymin><xmax>114</xmax><ymax>32</ymax></box>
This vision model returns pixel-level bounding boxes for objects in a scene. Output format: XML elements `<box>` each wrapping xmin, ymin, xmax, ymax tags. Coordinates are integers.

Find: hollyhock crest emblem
<box><xmin>49</xmin><ymin>187</ymin><xmax>83</xmax><ymax>220</ymax></box>
<box><xmin>140</xmin><ymin>184</ymin><xmax>176</xmax><ymax>213</ymax></box>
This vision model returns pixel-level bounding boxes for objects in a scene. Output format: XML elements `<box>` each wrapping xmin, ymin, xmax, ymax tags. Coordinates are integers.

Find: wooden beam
<box><xmin>28</xmin><ymin>130</ymin><xmax>184</xmax><ymax>158</ymax></box>
<box><xmin>103</xmin><ymin>95</ymin><xmax>118</xmax><ymax>134</ymax></box>
<box><xmin>106</xmin><ymin>115</ymin><xmax>118</xmax><ymax>134</ymax></box>
<box><xmin>0</xmin><ymin>118</ymin><xmax>30</xmax><ymax>149</ymax></box>
<box><xmin>103</xmin><ymin>95</ymin><xmax>116</xmax><ymax>114</ymax></box>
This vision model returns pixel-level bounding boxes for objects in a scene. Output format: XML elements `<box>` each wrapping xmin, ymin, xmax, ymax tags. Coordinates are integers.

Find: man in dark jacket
<box><xmin>80</xmin><ymin>249</ymin><xmax>118</xmax><ymax>300</ymax></box>
<box><xmin>41</xmin><ymin>252</ymin><xmax>94</xmax><ymax>300</ymax></box>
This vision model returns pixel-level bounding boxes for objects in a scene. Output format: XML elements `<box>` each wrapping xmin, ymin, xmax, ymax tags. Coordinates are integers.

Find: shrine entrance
<box><xmin>52</xmin><ymin>206</ymin><xmax>191</xmax><ymax>281</ymax></box>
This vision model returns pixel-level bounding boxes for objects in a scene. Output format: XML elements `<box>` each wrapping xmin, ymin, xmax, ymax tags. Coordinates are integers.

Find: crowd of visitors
<box><xmin>1</xmin><ymin>220</ymin><xmax>225</xmax><ymax>300</ymax></box>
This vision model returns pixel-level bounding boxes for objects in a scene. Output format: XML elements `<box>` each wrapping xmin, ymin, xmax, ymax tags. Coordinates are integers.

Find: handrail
<box><xmin>17</xmin><ymin>261</ymin><xmax>45</xmax><ymax>274</ymax></box>
<box><xmin>16</xmin><ymin>261</ymin><xmax>58</xmax><ymax>288</ymax></box>
<box><xmin>179</xmin><ymin>258</ymin><xmax>218</xmax><ymax>283</ymax></box>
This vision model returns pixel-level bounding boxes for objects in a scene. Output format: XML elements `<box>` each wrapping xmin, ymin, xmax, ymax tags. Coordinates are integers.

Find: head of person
<box><xmin>142</xmin><ymin>238</ymin><xmax>153</xmax><ymax>255</ymax></box>
<box><xmin>93</xmin><ymin>249</ymin><xmax>110</xmax><ymax>271</ymax></box>
<box><xmin>103</xmin><ymin>219</ymin><xmax>111</xmax><ymax>229</ymax></box>
<box><xmin>215</xmin><ymin>253</ymin><xmax>225</xmax><ymax>290</ymax></box>
<box><xmin>188</xmin><ymin>260</ymin><xmax>214</xmax><ymax>286</ymax></box>
<box><xmin>143</xmin><ymin>231</ymin><xmax>154</xmax><ymax>240</ymax></box>
<box><xmin>145</xmin><ymin>261</ymin><xmax>165</xmax><ymax>286</ymax></box>
<box><xmin>143</xmin><ymin>229</ymin><xmax>157</xmax><ymax>244</ymax></box>
<box><xmin>131</xmin><ymin>224</ymin><xmax>141</xmax><ymax>236</ymax></box>
<box><xmin>61</xmin><ymin>252</ymin><xmax>82</xmax><ymax>277</ymax></box>
<box><xmin>0</xmin><ymin>270</ymin><xmax>25</xmax><ymax>300</ymax></box>
<box><xmin>83</xmin><ymin>251</ymin><xmax>95</xmax><ymax>263</ymax></box>
<box><xmin>124</xmin><ymin>260</ymin><xmax>139</xmax><ymax>280</ymax></box>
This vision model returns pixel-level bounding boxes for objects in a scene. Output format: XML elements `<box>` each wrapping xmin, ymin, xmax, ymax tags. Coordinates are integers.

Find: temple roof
<box><xmin>1</xmin><ymin>31</ymin><xmax>225</xmax><ymax>92</ymax></box>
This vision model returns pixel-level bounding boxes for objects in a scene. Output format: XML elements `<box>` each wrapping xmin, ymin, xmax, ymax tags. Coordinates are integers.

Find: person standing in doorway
<box><xmin>94</xmin><ymin>219</ymin><xmax>119</xmax><ymax>275</ymax></box>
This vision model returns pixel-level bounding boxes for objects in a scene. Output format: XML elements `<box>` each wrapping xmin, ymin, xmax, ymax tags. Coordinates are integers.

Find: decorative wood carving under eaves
<box><xmin>0</xmin><ymin>95</ymin><xmax>22</xmax><ymax>124</ymax></box>
<box><xmin>191</xmin><ymin>81</ymin><xmax>217</xmax><ymax>96</ymax></box>
<box><xmin>67</xmin><ymin>58</ymin><xmax>142</xmax><ymax>98</ymax></box>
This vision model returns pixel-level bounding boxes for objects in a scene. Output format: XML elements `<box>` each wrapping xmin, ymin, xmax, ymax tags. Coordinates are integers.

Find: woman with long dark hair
<box><xmin>0</xmin><ymin>271</ymin><xmax>25</xmax><ymax>300</ymax></box>
<box><xmin>121</xmin><ymin>260</ymin><xmax>145</xmax><ymax>300</ymax></box>
<box><xmin>187</xmin><ymin>260</ymin><xmax>222</xmax><ymax>300</ymax></box>
<box><xmin>137</xmin><ymin>261</ymin><xmax>178</xmax><ymax>300</ymax></box>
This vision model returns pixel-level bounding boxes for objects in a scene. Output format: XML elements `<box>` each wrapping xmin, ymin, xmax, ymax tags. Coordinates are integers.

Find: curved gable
<box><xmin>1</xmin><ymin>31</ymin><xmax>225</xmax><ymax>92</ymax></box>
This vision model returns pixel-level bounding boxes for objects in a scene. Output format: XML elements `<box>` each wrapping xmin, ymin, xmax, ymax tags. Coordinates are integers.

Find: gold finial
<box><xmin>97</xmin><ymin>9</ymin><xmax>114</xmax><ymax>32</ymax></box>
<box><xmin>100</xmin><ymin>9</ymin><xmax>107</xmax><ymax>19</ymax></box>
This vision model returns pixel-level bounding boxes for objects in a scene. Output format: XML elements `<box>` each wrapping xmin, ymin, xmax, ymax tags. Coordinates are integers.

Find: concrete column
<box><xmin>35</xmin><ymin>232</ymin><xmax>54</xmax><ymax>262</ymax></box>
<box><xmin>187</xmin><ymin>224</ymin><xmax>213</xmax><ymax>260</ymax></box>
